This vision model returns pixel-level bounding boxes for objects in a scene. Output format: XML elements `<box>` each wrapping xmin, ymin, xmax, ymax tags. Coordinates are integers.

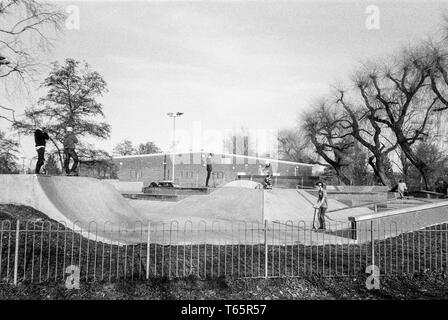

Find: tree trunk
<box><xmin>312</xmin><ymin>145</ymin><xmax>351</xmax><ymax>185</ymax></box>
<box><xmin>368</xmin><ymin>155</ymin><xmax>391</xmax><ymax>187</ymax></box>
<box><xmin>49</xmin><ymin>137</ymin><xmax>64</xmax><ymax>172</ymax></box>
<box><xmin>334</xmin><ymin>166</ymin><xmax>351</xmax><ymax>185</ymax></box>
<box><xmin>398</xmin><ymin>137</ymin><xmax>430</xmax><ymax>190</ymax></box>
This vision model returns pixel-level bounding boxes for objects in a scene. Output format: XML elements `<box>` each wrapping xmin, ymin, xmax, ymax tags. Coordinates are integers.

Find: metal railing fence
<box><xmin>1</xmin><ymin>219</ymin><xmax>447</xmax><ymax>284</ymax></box>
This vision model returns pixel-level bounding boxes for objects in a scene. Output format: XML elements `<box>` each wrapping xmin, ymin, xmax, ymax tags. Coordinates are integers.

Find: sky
<box><xmin>2</xmin><ymin>0</ymin><xmax>448</xmax><ymax>161</ymax></box>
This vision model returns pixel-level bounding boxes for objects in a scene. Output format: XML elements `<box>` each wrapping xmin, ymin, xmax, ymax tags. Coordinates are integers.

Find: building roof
<box><xmin>113</xmin><ymin>152</ymin><xmax>314</xmax><ymax>167</ymax></box>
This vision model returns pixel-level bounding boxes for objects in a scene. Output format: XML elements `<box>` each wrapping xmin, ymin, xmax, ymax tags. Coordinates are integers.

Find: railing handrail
<box><xmin>348</xmin><ymin>199</ymin><xmax>448</xmax><ymax>222</ymax></box>
<box><xmin>326</xmin><ymin>197</ymin><xmax>433</xmax><ymax>214</ymax></box>
<box><xmin>296</xmin><ymin>186</ymin><xmax>434</xmax><ymax>215</ymax></box>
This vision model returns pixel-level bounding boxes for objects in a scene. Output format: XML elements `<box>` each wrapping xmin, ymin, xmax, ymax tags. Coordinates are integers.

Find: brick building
<box><xmin>113</xmin><ymin>152</ymin><xmax>315</xmax><ymax>187</ymax></box>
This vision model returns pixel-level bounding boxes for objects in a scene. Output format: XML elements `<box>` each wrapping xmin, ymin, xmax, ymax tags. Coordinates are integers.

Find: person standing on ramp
<box><xmin>63</xmin><ymin>127</ymin><xmax>79</xmax><ymax>176</ymax></box>
<box><xmin>314</xmin><ymin>182</ymin><xmax>328</xmax><ymax>231</ymax></box>
<box><xmin>205</xmin><ymin>153</ymin><xmax>214</xmax><ymax>187</ymax></box>
<box><xmin>34</xmin><ymin>126</ymin><xmax>49</xmax><ymax>174</ymax></box>
<box><xmin>262</xmin><ymin>160</ymin><xmax>273</xmax><ymax>189</ymax></box>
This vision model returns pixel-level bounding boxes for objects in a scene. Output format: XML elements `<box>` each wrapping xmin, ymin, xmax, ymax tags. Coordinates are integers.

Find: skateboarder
<box><xmin>314</xmin><ymin>182</ymin><xmax>328</xmax><ymax>230</ymax></box>
<box><xmin>397</xmin><ymin>179</ymin><xmax>408</xmax><ymax>199</ymax></box>
<box><xmin>262</xmin><ymin>160</ymin><xmax>273</xmax><ymax>190</ymax></box>
<box><xmin>205</xmin><ymin>153</ymin><xmax>213</xmax><ymax>187</ymax></box>
<box><xmin>34</xmin><ymin>126</ymin><xmax>49</xmax><ymax>174</ymax></box>
<box><xmin>63</xmin><ymin>127</ymin><xmax>79</xmax><ymax>176</ymax></box>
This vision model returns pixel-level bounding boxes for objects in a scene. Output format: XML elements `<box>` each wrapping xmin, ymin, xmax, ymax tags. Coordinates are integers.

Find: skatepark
<box><xmin>1</xmin><ymin>174</ymin><xmax>447</xmax><ymax>245</ymax></box>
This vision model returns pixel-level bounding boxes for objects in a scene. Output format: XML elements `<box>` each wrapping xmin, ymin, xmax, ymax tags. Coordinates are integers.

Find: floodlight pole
<box><xmin>172</xmin><ymin>115</ymin><xmax>176</xmax><ymax>182</ymax></box>
<box><xmin>167</xmin><ymin>112</ymin><xmax>184</xmax><ymax>183</ymax></box>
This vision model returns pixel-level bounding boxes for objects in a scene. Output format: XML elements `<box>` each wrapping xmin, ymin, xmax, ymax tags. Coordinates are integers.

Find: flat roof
<box><xmin>113</xmin><ymin>152</ymin><xmax>314</xmax><ymax>167</ymax></box>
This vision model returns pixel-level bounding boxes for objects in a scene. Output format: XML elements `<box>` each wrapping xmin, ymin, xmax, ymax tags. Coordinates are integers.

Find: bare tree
<box><xmin>335</xmin><ymin>83</ymin><xmax>398</xmax><ymax>186</ymax></box>
<box><xmin>301</xmin><ymin>100</ymin><xmax>353</xmax><ymax>185</ymax></box>
<box><xmin>356</xmin><ymin>50</ymin><xmax>440</xmax><ymax>189</ymax></box>
<box><xmin>0</xmin><ymin>0</ymin><xmax>65</xmax><ymax>89</ymax></box>
<box><xmin>277</xmin><ymin>128</ymin><xmax>313</xmax><ymax>163</ymax></box>
<box><xmin>137</xmin><ymin>141</ymin><xmax>162</xmax><ymax>155</ymax></box>
<box><xmin>113</xmin><ymin>139</ymin><xmax>136</xmax><ymax>156</ymax></box>
<box><xmin>0</xmin><ymin>105</ymin><xmax>17</xmax><ymax>123</ymax></box>
<box><xmin>0</xmin><ymin>129</ymin><xmax>19</xmax><ymax>172</ymax></box>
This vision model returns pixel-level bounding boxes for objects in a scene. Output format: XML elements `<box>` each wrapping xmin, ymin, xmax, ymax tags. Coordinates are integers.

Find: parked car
<box><xmin>142</xmin><ymin>180</ymin><xmax>181</xmax><ymax>193</ymax></box>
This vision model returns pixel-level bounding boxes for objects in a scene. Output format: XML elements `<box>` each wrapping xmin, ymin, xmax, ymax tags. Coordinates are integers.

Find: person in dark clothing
<box><xmin>63</xmin><ymin>127</ymin><xmax>79</xmax><ymax>175</ymax></box>
<box><xmin>205</xmin><ymin>153</ymin><xmax>213</xmax><ymax>187</ymax></box>
<box><xmin>314</xmin><ymin>182</ymin><xmax>328</xmax><ymax>230</ymax></box>
<box><xmin>34</xmin><ymin>127</ymin><xmax>49</xmax><ymax>174</ymax></box>
<box><xmin>262</xmin><ymin>160</ymin><xmax>273</xmax><ymax>189</ymax></box>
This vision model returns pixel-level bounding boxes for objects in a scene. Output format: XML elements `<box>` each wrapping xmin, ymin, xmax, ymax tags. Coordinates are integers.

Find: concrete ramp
<box><xmin>0</xmin><ymin>175</ymin><xmax>146</xmax><ymax>228</ymax></box>
<box><xmin>129</xmin><ymin>187</ymin><xmax>263</xmax><ymax>224</ymax></box>
<box><xmin>0</xmin><ymin>175</ymin><xmax>373</xmax><ymax>244</ymax></box>
<box><xmin>265</xmin><ymin>189</ymin><xmax>372</xmax><ymax>224</ymax></box>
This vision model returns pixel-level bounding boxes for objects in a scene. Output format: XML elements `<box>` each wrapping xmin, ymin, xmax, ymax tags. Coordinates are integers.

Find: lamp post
<box><xmin>167</xmin><ymin>112</ymin><xmax>184</xmax><ymax>183</ymax></box>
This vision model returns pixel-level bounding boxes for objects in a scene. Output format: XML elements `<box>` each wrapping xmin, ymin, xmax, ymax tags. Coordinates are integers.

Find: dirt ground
<box><xmin>0</xmin><ymin>273</ymin><xmax>447</xmax><ymax>300</ymax></box>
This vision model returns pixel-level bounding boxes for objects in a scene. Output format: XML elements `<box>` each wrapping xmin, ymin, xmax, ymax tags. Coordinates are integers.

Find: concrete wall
<box><xmin>329</xmin><ymin>186</ymin><xmax>390</xmax><ymax>193</ymax></box>
<box><xmin>350</xmin><ymin>202</ymin><xmax>448</xmax><ymax>242</ymax></box>
<box><xmin>238</xmin><ymin>175</ymin><xmax>319</xmax><ymax>188</ymax></box>
<box><xmin>113</xmin><ymin>153</ymin><xmax>313</xmax><ymax>188</ymax></box>
<box><xmin>307</xmin><ymin>190</ymin><xmax>389</xmax><ymax>206</ymax></box>
<box><xmin>104</xmin><ymin>180</ymin><xmax>144</xmax><ymax>193</ymax></box>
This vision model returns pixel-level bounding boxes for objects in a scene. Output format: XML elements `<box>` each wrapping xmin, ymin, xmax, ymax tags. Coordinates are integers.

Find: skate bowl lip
<box><xmin>3</xmin><ymin>174</ymin><xmax>416</xmax><ymax>245</ymax></box>
<box><xmin>0</xmin><ymin>174</ymin><xmax>147</xmax><ymax>244</ymax></box>
<box><xmin>222</xmin><ymin>180</ymin><xmax>262</xmax><ymax>189</ymax></box>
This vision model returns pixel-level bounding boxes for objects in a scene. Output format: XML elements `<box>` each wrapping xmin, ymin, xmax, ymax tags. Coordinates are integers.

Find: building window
<box><xmin>181</xmin><ymin>171</ymin><xmax>194</xmax><ymax>179</ymax></box>
<box><xmin>215</xmin><ymin>171</ymin><xmax>224</xmax><ymax>179</ymax></box>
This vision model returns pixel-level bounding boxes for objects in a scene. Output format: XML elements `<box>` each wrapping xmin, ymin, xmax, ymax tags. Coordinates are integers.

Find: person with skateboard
<box><xmin>313</xmin><ymin>182</ymin><xmax>328</xmax><ymax>231</ymax></box>
<box><xmin>205</xmin><ymin>153</ymin><xmax>213</xmax><ymax>187</ymax></box>
<box><xmin>63</xmin><ymin>127</ymin><xmax>79</xmax><ymax>176</ymax></box>
<box><xmin>262</xmin><ymin>160</ymin><xmax>273</xmax><ymax>190</ymax></box>
<box><xmin>34</xmin><ymin>126</ymin><xmax>50</xmax><ymax>174</ymax></box>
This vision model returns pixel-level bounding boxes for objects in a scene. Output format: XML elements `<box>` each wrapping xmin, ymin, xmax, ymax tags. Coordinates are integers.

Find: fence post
<box><xmin>13</xmin><ymin>220</ymin><xmax>20</xmax><ymax>286</ymax></box>
<box><xmin>146</xmin><ymin>222</ymin><xmax>151</xmax><ymax>280</ymax></box>
<box><xmin>264</xmin><ymin>219</ymin><xmax>268</xmax><ymax>279</ymax></box>
<box><xmin>261</xmin><ymin>189</ymin><xmax>265</xmax><ymax>221</ymax></box>
<box><xmin>370</xmin><ymin>219</ymin><xmax>375</xmax><ymax>269</ymax></box>
<box><xmin>372</xmin><ymin>204</ymin><xmax>377</xmax><ymax>268</ymax></box>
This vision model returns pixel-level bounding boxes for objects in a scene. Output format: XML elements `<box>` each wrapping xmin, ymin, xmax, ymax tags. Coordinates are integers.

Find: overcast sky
<box><xmin>1</xmin><ymin>0</ymin><xmax>448</xmax><ymax>160</ymax></box>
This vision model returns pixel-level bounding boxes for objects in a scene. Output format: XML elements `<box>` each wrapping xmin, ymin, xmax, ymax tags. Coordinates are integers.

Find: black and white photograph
<box><xmin>1</xmin><ymin>0</ymin><xmax>448</xmax><ymax>308</ymax></box>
